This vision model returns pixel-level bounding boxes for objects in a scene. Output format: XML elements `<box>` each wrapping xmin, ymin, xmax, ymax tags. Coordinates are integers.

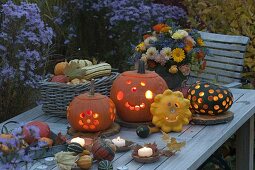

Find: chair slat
<box><xmin>206</xmin><ymin>61</ymin><xmax>243</xmax><ymax>72</ymax></box>
<box><xmin>205</xmin><ymin>55</ymin><xmax>244</xmax><ymax>66</ymax></box>
<box><xmin>204</xmin><ymin>41</ymin><xmax>247</xmax><ymax>52</ymax></box>
<box><xmin>198</xmin><ymin>31</ymin><xmax>250</xmax><ymax>44</ymax></box>
<box><xmin>208</xmin><ymin>49</ymin><xmax>245</xmax><ymax>59</ymax></box>
<box><xmin>204</xmin><ymin>67</ymin><xmax>242</xmax><ymax>79</ymax></box>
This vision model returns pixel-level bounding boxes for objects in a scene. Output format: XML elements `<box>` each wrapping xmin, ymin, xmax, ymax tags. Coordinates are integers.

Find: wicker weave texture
<box><xmin>39</xmin><ymin>72</ymin><xmax>119</xmax><ymax>117</ymax></box>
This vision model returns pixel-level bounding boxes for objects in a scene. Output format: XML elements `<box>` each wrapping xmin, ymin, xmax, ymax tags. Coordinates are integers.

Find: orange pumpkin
<box><xmin>67</xmin><ymin>80</ymin><xmax>116</xmax><ymax>132</ymax></box>
<box><xmin>110</xmin><ymin>61</ymin><xmax>168</xmax><ymax>122</ymax></box>
<box><xmin>23</xmin><ymin>121</ymin><xmax>51</xmax><ymax>144</ymax></box>
<box><xmin>54</xmin><ymin>61</ymin><xmax>68</xmax><ymax>75</ymax></box>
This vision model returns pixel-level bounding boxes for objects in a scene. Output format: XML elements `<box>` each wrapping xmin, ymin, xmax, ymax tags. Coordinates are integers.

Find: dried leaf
<box><xmin>161</xmin><ymin>150</ymin><xmax>175</xmax><ymax>157</ymax></box>
<box><xmin>167</xmin><ymin>138</ymin><xmax>186</xmax><ymax>152</ymax></box>
<box><xmin>55</xmin><ymin>132</ymin><xmax>67</xmax><ymax>145</ymax></box>
<box><xmin>161</xmin><ymin>131</ymin><xmax>171</xmax><ymax>143</ymax></box>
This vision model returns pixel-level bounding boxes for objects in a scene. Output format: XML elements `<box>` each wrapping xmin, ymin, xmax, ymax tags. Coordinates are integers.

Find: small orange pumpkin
<box><xmin>67</xmin><ymin>80</ymin><xmax>116</xmax><ymax>132</ymax></box>
<box><xmin>54</xmin><ymin>61</ymin><xmax>68</xmax><ymax>75</ymax></box>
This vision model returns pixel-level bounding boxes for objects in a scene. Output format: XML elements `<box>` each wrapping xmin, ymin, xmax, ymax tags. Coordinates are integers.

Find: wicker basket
<box><xmin>39</xmin><ymin>72</ymin><xmax>119</xmax><ymax>117</ymax></box>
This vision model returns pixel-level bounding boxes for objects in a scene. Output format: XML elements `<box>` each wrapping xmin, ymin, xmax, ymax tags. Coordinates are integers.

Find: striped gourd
<box><xmin>92</xmin><ymin>139</ymin><xmax>115</xmax><ymax>161</ymax></box>
<box><xmin>81</xmin><ymin>63</ymin><xmax>111</xmax><ymax>80</ymax></box>
<box><xmin>67</xmin><ymin>142</ymin><xmax>84</xmax><ymax>154</ymax></box>
<box><xmin>98</xmin><ymin>160</ymin><xmax>113</xmax><ymax>170</ymax></box>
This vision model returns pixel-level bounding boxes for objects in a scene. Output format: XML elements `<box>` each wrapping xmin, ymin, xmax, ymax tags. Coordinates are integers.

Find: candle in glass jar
<box><xmin>138</xmin><ymin>147</ymin><xmax>153</xmax><ymax>157</ymax></box>
<box><xmin>70</xmin><ymin>137</ymin><xmax>85</xmax><ymax>147</ymax></box>
<box><xmin>112</xmin><ymin>137</ymin><xmax>126</xmax><ymax>147</ymax></box>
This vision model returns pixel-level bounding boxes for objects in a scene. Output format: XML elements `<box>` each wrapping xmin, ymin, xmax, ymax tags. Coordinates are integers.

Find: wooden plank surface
<box><xmin>3</xmin><ymin>89</ymin><xmax>255</xmax><ymax>170</ymax></box>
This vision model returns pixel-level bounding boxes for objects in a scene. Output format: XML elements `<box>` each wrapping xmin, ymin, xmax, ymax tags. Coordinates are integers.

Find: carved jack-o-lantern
<box><xmin>187</xmin><ymin>82</ymin><xmax>234</xmax><ymax>115</ymax></box>
<box><xmin>110</xmin><ymin>61</ymin><xmax>168</xmax><ymax>122</ymax></box>
<box><xmin>67</xmin><ymin>80</ymin><xmax>116</xmax><ymax>132</ymax></box>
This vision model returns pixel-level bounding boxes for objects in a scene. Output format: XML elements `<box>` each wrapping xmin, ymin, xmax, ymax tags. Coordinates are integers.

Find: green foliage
<box><xmin>183</xmin><ymin>0</ymin><xmax>255</xmax><ymax>85</ymax></box>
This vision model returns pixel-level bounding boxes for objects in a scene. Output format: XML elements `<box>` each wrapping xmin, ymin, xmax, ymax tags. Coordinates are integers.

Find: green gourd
<box><xmin>67</xmin><ymin>142</ymin><xmax>84</xmax><ymax>154</ymax></box>
<box><xmin>98</xmin><ymin>160</ymin><xmax>113</xmax><ymax>170</ymax></box>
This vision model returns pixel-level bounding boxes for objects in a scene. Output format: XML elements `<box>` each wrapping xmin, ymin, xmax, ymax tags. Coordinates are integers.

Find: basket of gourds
<box><xmin>39</xmin><ymin>59</ymin><xmax>119</xmax><ymax>117</ymax></box>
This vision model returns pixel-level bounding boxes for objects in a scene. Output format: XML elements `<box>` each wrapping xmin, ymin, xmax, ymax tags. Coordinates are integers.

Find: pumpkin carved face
<box><xmin>150</xmin><ymin>90</ymin><xmax>192</xmax><ymax>132</ymax></box>
<box><xmin>67</xmin><ymin>92</ymin><xmax>116</xmax><ymax>132</ymax></box>
<box><xmin>110</xmin><ymin>61</ymin><xmax>168</xmax><ymax>122</ymax></box>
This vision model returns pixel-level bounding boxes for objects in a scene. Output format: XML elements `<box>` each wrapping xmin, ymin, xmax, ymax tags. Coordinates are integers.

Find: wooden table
<box><xmin>1</xmin><ymin>88</ymin><xmax>255</xmax><ymax>170</ymax></box>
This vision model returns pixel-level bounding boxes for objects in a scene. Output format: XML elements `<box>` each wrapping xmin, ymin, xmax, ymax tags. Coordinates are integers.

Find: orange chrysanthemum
<box><xmin>197</xmin><ymin>37</ymin><xmax>205</xmax><ymax>46</ymax></box>
<box><xmin>184</xmin><ymin>45</ymin><xmax>193</xmax><ymax>53</ymax></box>
<box><xmin>143</xmin><ymin>34</ymin><xmax>152</xmax><ymax>40</ymax></box>
<box><xmin>153</xmin><ymin>23</ymin><xmax>168</xmax><ymax>32</ymax></box>
<box><xmin>172</xmin><ymin>48</ymin><xmax>185</xmax><ymax>63</ymax></box>
<box><xmin>160</xmin><ymin>26</ymin><xmax>171</xmax><ymax>33</ymax></box>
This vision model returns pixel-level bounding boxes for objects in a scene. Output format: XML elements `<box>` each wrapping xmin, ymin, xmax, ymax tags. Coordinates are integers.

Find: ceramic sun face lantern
<box><xmin>110</xmin><ymin>61</ymin><xmax>168</xmax><ymax>122</ymax></box>
<box><xmin>67</xmin><ymin>80</ymin><xmax>116</xmax><ymax>132</ymax></box>
<box><xmin>187</xmin><ymin>82</ymin><xmax>234</xmax><ymax>115</ymax></box>
<box><xmin>150</xmin><ymin>89</ymin><xmax>192</xmax><ymax>133</ymax></box>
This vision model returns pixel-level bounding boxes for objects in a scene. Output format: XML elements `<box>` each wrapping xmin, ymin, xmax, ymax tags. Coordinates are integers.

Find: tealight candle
<box><xmin>112</xmin><ymin>137</ymin><xmax>126</xmax><ymax>147</ymax></box>
<box><xmin>138</xmin><ymin>147</ymin><xmax>153</xmax><ymax>157</ymax></box>
<box><xmin>70</xmin><ymin>137</ymin><xmax>85</xmax><ymax>147</ymax></box>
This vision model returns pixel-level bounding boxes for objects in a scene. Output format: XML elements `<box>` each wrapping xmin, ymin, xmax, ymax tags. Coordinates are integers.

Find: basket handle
<box><xmin>1</xmin><ymin>121</ymin><xmax>20</xmax><ymax>134</ymax></box>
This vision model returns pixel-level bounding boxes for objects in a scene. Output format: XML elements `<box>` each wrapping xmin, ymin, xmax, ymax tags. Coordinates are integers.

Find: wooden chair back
<box><xmin>188</xmin><ymin>31</ymin><xmax>250</xmax><ymax>85</ymax></box>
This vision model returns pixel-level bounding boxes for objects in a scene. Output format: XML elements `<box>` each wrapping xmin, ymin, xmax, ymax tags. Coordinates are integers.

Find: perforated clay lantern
<box><xmin>67</xmin><ymin>79</ymin><xmax>116</xmax><ymax>132</ymax></box>
<box><xmin>110</xmin><ymin>60</ymin><xmax>168</xmax><ymax>122</ymax></box>
<box><xmin>187</xmin><ymin>82</ymin><xmax>234</xmax><ymax>115</ymax></box>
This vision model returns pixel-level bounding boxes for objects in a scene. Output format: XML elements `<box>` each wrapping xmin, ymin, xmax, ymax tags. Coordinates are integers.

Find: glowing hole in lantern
<box><xmin>214</xmin><ymin>105</ymin><xmax>220</xmax><ymax>110</ymax></box>
<box><xmin>125</xmin><ymin>102</ymin><xmax>130</xmax><ymax>108</ymax></box>
<box><xmin>79</xmin><ymin>120</ymin><xmax>84</xmax><ymax>126</ymax></box>
<box><xmin>188</xmin><ymin>95</ymin><xmax>191</xmax><ymax>100</ymax></box>
<box><xmin>83</xmin><ymin>125</ymin><xmax>89</xmax><ymax>129</ymax></box>
<box><xmin>200</xmin><ymin>109</ymin><xmax>205</xmax><ymax>113</ymax></box>
<box><xmin>87</xmin><ymin>119</ymin><xmax>91</xmax><ymax>123</ymax></box>
<box><xmin>209</xmin><ymin>89</ymin><xmax>214</xmax><ymax>94</ymax></box>
<box><xmin>145</xmin><ymin>90</ymin><xmax>153</xmax><ymax>99</ymax></box>
<box><xmin>195</xmin><ymin>85</ymin><xmax>200</xmax><ymax>89</ymax></box>
<box><xmin>225</xmin><ymin>104</ymin><xmax>229</xmax><ymax>109</ymax></box>
<box><xmin>80</xmin><ymin>112</ymin><xmax>85</xmax><ymax>118</ymax></box>
<box><xmin>126</xmin><ymin>80</ymin><xmax>132</xmax><ymax>84</ymax></box>
<box><xmin>199</xmin><ymin>92</ymin><xmax>204</xmax><ymax>97</ymax></box>
<box><xmin>93</xmin><ymin>113</ymin><xmax>99</xmax><ymax>118</ymax></box>
<box><xmin>224</xmin><ymin>90</ymin><xmax>228</xmax><ymax>94</ymax></box>
<box><xmin>130</xmin><ymin>106</ymin><xmax>135</xmax><ymax>110</ymax></box>
<box><xmin>213</xmin><ymin>96</ymin><xmax>219</xmax><ymax>101</ymax></box>
<box><xmin>193</xmin><ymin>104</ymin><xmax>199</xmax><ymax>109</ymax></box>
<box><xmin>192</xmin><ymin>96</ymin><xmax>197</xmax><ymax>101</ymax></box>
<box><xmin>140</xmin><ymin>103</ymin><xmax>145</xmax><ymax>108</ymax></box>
<box><xmin>86</xmin><ymin>110</ymin><xmax>92</xmax><ymax>116</ymax></box>
<box><xmin>229</xmin><ymin>101</ymin><xmax>232</xmax><ymax>105</ymax></box>
<box><xmin>90</xmin><ymin>125</ymin><xmax>96</xmax><ymax>129</ymax></box>
<box><xmin>222</xmin><ymin>101</ymin><xmax>226</xmax><ymax>106</ymax></box>
<box><xmin>218</xmin><ymin>110</ymin><xmax>223</xmax><ymax>113</ymax></box>
<box><xmin>175</xmin><ymin>103</ymin><xmax>180</xmax><ymax>108</ymax></box>
<box><xmin>94</xmin><ymin>120</ymin><xmax>99</xmax><ymax>125</ymax></box>
<box><xmin>131</xmin><ymin>87</ymin><xmax>137</xmax><ymax>92</ymax></box>
<box><xmin>109</xmin><ymin>108</ymin><xmax>113</xmax><ymax>113</ymax></box>
<box><xmin>117</xmin><ymin>91</ymin><xmax>124</xmax><ymax>101</ymax></box>
<box><xmin>204</xmin><ymin>84</ymin><xmax>210</xmax><ymax>88</ymax></box>
<box><xmin>226</xmin><ymin>97</ymin><xmax>230</xmax><ymax>102</ymax></box>
<box><xmin>208</xmin><ymin>96</ymin><xmax>213</xmax><ymax>101</ymax></box>
<box><xmin>208</xmin><ymin>111</ymin><xmax>214</xmax><ymax>115</ymax></box>
<box><xmin>203</xmin><ymin>104</ymin><xmax>208</xmax><ymax>109</ymax></box>
<box><xmin>135</xmin><ymin>105</ymin><xmax>140</xmax><ymax>111</ymax></box>
<box><xmin>191</xmin><ymin>90</ymin><xmax>195</xmax><ymax>95</ymax></box>
<box><xmin>216</xmin><ymin>89</ymin><xmax>221</xmax><ymax>93</ymax></box>
<box><xmin>198</xmin><ymin>98</ymin><xmax>203</xmax><ymax>104</ymax></box>
<box><xmin>140</xmin><ymin>82</ymin><xmax>146</xmax><ymax>86</ymax></box>
<box><xmin>218</xmin><ymin>94</ymin><xmax>223</xmax><ymax>99</ymax></box>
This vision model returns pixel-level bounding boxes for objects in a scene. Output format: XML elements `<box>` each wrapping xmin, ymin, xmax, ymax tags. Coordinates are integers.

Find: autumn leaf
<box><xmin>167</xmin><ymin>138</ymin><xmax>186</xmax><ymax>153</ymax></box>
<box><xmin>161</xmin><ymin>131</ymin><xmax>171</xmax><ymax>143</ymax></box>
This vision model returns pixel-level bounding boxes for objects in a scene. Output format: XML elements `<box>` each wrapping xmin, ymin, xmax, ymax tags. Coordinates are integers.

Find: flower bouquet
<box><xmin>132</xmin><ymin>22</ymin><xmax>207</xmax><ymax>89</ymax></box>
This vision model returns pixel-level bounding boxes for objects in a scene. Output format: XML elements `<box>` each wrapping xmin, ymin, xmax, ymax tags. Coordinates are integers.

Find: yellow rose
<box><xmin>136</xmin><ymin>42</ymin><xmax>146</xmax><ymax>52</ymax></box>
<box><xmin>172</xmin><ymin>30</ymin><xmax>189</xmax><ymax>40</ymax></box>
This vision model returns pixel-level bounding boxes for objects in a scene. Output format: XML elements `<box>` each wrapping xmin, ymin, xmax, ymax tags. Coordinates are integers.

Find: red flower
<box><xmin>197</xmin><ymin>50</ymin><xmax>205</xmax><ymax>60</ymax></box>
<box><xmin>143</xmin><ymin>34</ymin><xmax>152</xmax><ymax>40</ymax></box>
<box><xmin>147</xmin><ymin>59</ymin><xmax>157</xmax><ymax>69</ymax></box>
